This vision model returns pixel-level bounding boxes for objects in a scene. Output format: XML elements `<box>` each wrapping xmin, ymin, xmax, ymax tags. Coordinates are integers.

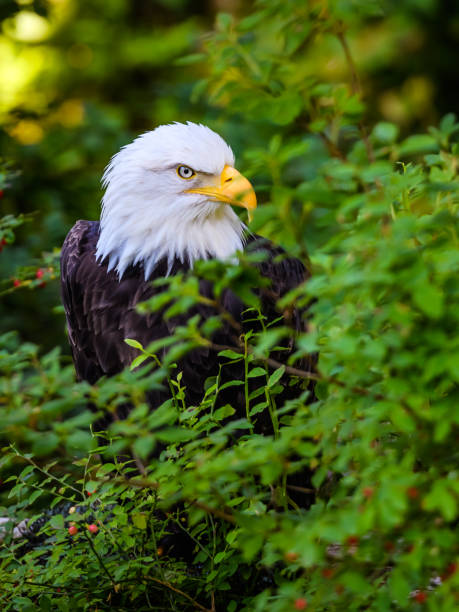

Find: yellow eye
<box><xmin>177</xmin><ymin>165</ymin><xmax>196</xmax><ymax>179</ymax></box>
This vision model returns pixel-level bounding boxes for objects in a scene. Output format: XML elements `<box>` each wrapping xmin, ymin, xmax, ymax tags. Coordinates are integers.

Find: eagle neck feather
<box><xmin>95</xmin><ymin>195</ymin><xmax>246</xmax><ymax>280</ymax></box>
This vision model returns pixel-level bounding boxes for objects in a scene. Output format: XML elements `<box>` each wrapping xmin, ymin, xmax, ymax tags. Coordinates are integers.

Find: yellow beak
<box><xmin>185</xmin><ymin>165</ymin><xmax>257</xmax><ymax>222</ymax></box>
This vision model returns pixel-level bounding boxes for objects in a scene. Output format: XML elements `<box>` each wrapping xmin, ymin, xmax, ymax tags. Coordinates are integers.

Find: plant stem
<box><xmin>83</xmin><ymin>530</ymin><xmax>116</xmax><ymax>587</ymax></box>
<box><xmin>335</xmin><ymin>27</ymin><xmax>375</xmax><ymax>163</ymax></box>
<box><xmin>244</xmin><ymin>335</ymin><xmax>254</xmax><ymax>432</ymax></box>
<box><xmin>143</xmin><ymin>576</ymin><xmax>212</xmax><ymax>612</ymax></box>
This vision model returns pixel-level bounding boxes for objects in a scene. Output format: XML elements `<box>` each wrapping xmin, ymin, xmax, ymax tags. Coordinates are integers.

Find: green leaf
<box><xmin>247</xmin><ymin>367</ymin><xmax>266</xmax><ymax>378</ymax></box>
<box><xmin>389</xmin><ymin>569</ymin><xmax>411</xmax><ymax>603</ymax></box>
<box><xmin>156</xmin><ymin>427</ymin><xmax>197</xmax><ymax>443</ymax></box>
<box><xmin>174</xmin><ymin>53</ymin><xmax>206</xmax><ymax>66</ymax></box>
<box><xmin>216</xmin><ymin>13</ymin><xmax>233</xmax><ymax>31</ymax></box>
<box><xmin>19</xmin><ymin>465</ymin><xmax>35</xmax><ymax>479</ymax></box>
<box><xmin>132</xmin><ymin>435</ymin><xmax>156</xmax><ymax>459</ymax></box>
<box><xmin>132</xmin><ymin>512</ymin><xmax>148</xmax><ymax>530</ymax></box>
<box><xmin>412</xmin><ymin>282</ymin><xmax>444</xmax><ymax>318</ymax></box>
<box><xmin>130</xmin><ymin>353</ymin><xmax>149</xmax><ymax>370</ymax></box>
<box><xmin>267</xmin><ymin>366</ymin><xmax>285</xmax><ymax>388</ymax></box>
<box><xmin>124</xmin><ymin>338</ymin><xmax>144</xmax><ymax>350</ymax></box>
<box><xmin>218</xmin><ymin>349</ymin><xmax>243</xmax><ymax>360</ymax></box>
<box><xmin>372</xmin><ymin>121</ymin><xmax>399</xmax><ymax>144</ymax></box>
<box><xmin>262</xmin><ymin>91</ymin><xmax>303</xmax><ymax>125</ymax></box>
<box><xmin>398</xmin><ymin>134</ymin><xmax>439</xmax><ymax>156</ymax></box>
<box><xmin>49</xmin><ymin>513</ymin><xmax>64</xmax><ymax>530</ymax></box>
<box><xmin>213</xmin><ymin>551</ymin><xmax>227</xmax><ymax>564</ymax></box>
<box><xmin>213</xmin><ymin>405</ymin><xmax>236</xmax><ymax>421</ymax></box>
<box><xmin>249</xmin><ymin>402</ymin><xmax>267</xmax><ymax>416</ymax></box>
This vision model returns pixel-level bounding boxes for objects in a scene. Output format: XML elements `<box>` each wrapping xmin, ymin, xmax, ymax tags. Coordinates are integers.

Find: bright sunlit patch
<box><xmin>0</xmin><ymin>38</ymin><xmax>55</xmax><ymax>116</ymax></box>
<box><xmin>55</xmin><ymin>99</ymin><xmax>85</xmax><ymax>127</ymax></box>
<box><xmin>3</xmin><ymin>11</ymin><xmax>51</xmax><ymax>43</ymax></box>
<box><xmin>8</xmin><ymin>120</ymin><xmax>44</xmax><ymax>145</ymax></box>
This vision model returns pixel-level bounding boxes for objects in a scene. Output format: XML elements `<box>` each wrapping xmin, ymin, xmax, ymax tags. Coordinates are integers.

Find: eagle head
<box><xmin>95</xmin><ymin>122</ymin><xmax>257</xmax><ymax>279</ymax></box>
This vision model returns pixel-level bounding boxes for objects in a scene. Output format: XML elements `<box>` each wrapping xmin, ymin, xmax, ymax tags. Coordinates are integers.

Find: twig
<box><xmin>189</xmin><ymin>501</ymin><xmax>236</xmax><ymax>525</ymax></box>
<box><xmin>131</xmin><ymin>450</ymin><xmax>147</xmax><ymax>476</ymax></box>
<box><xmin>209</xmin><ymin>342</ymin><xmax>320</xmax><ymax>382</ymax></box>
<box><xmin>199</xmin><ymin>295</ymin><xmax>242</xmax><ymax>335</ymax></box>
<box><xmin>336</xmin><ymin>28</ymin><xmax>360</xmax><ymax>96</ymax></box>
<box><xmin>116</xmin><ymin>478</ymin><xmax>236</xmax><ymax>524</ymax></box>
<box><xmin>335</xmin><ymin>27</ymin><xmax>375</xmax><ymax>163</ymax></box>
<box><xmin>286</xmin><ymin>484</ymin><xmax>316</xmax><ymax>494</ymax></box>
<box><xmin>319</xmin><ymin>131</ymin><xmax>346</xmax><ymax>160</ymax></box>
<box><xmin>144</xmin><ymin>576</ymin><xmax>211</xmax><ymax>612</ymax></box>
<box><xmin>11</xmin><ymin>448</ymin><xmax>83</xmax><ymax>498</ymax></box>
<box><xmin>209</xmin><ymin>341</ymin><xmax>423</xmax><ymax>423</ymax></box>
<box><xmin>83</xmin><ymin>530</ymin><xmax>116</xmax><ymax>587</ymax></box>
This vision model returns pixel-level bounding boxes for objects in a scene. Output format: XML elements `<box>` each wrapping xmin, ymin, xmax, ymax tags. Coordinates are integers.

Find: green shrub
<box><xmin>1</xmin><ymin>2</ymin><xmax>458</xmax><ymax>611</ymax></box>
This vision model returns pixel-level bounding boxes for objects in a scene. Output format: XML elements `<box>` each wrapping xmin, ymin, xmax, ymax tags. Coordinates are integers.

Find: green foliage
<box><xmin>1</xmin><ymin>1</ymin><xmax>459</xmax><ymax>611</ymax></box>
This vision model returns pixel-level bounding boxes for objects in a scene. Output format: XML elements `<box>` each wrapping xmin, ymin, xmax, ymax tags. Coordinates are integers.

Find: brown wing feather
<box><xmin>61</xmin><ymin>221</ymin><xmax>166</xmax><ymax>384</ymax></box>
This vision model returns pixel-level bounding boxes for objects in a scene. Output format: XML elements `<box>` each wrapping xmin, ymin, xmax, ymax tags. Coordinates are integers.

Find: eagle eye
<box><xmin>177</xmin><ymin>165</ymin><xmax>196</xmax><ymax>180</ymax></box>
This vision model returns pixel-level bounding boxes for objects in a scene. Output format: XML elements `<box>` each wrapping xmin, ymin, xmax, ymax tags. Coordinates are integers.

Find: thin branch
<box><xmin>116</xmin><ymin>477</ymin><xmax>237</xmax><ymax>524</ymax></box>
<box><xmin>83</xmin><ymin>530</ymin><xmax>116</xmax><ymax>587</ymax></box>
<box><xmin>199</xmin><ymin>295</ymin><xmax>242</xmax><ymax>335</ymax></box>
<box><xmin>209</xmin><ymin>342</ymin><xmax>321</xmax><ymax>382</ymax></box>
<box><xmin>335</xmin><ymin>27</ymin><xmax>375</xmax><ymax>163</ymax></box>
<box><xmin>286</xmin><ymin>484</ymin><xmax>316</xmax><ymax>494</ymax></box>
<box><xmin>131</xmin><ymin>450</ymin><xmax>147</xmax><ymax>476</ymax></box>
<box><xmin>11</xmin><ymin>448</ymin><xmax>83</xmax><ymax>498</ymax></box>
<box><xmin>118</xmin><ymin>476</ymin><xmax>237</xmax><ymax>524</ymax></box>
<box><xmin>319</xmin><ymin>131</ymin><xmax>346</xmax><ymax>160</ymax></box>
<box><xmin>191</xmin><ymin>501</ymin><xmax>236</xmax><ymax>525</ymax></box>
<box><xmin>207</xmin><ymin>342</ymin><xmax>420</xmax><ymax>419</ymax></box>
<box><xmin>144</xmin><ymin>576</ymin><xmax>211</xmax><ymax>612</ymax></box>
<box><xmin>336</xmin><ymin>29</ymin><xmax>360</xmax><ymax>96</ymax></box>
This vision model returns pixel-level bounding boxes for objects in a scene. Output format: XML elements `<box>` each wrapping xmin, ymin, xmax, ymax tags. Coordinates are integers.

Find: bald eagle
<box><xmin>61</xmin><ymin>122</ymin><xmax>313</xmax><ymax>428</ymax></box>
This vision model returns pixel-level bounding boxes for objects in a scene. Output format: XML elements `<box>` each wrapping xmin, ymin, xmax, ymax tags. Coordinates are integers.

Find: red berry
<box><xmin>38</xmin><ymin>281</ymin><xmax>46</xmax><ymax>288</ymax></box>
<box><xmin>68</xmin><ymin>525</ymin><xmax>78</xmax><ymax>536</ymax></box>
<box><xmin>13</xmin><ymin>279</ymin><xmax>21</xmax><ymax>287</ymax></box>
<box><xmin>441</xmin><ymin>562</ymin><xmax>457</xmax><ymax>581</ymax></box>
<box><xmin>36</xmin><ymin>268</ymin><xmax>44</xmax><ymax>279</ymax></box>
<box><xmin>87</xmin><ymin>524</ymin><xmax>98</xmax><ymax>534</ymax></box>
<box><xmin>322</xmin><ymin>568</ymin><xmax>334</xmax><ymax>579</ymax></box>
<box><xmin>384</xmin><ymin>541</ymin><xmax>395</xmax><ymax>552</ymax></box>
<box><xmin>414</xmin><ymin>591</ymin><xmax>426</xmax><ymax>604</ymax></box>
<box><xmin>1</xmin><ymin>238</ymin><xmax>6</xmax><ymax>246</ymax></box>
<box><xmin>0</xmin><ymin>189</ymin><xmax>4</xmax><ymax>198</ymax></box>
<box><xmin>294</xmin><ymin>598</ymin><xmax>307</xmax><ymax>610</ymax></box>
<box><xmin>86</xmin><ymin>490</ymin><xmax>93</xmax><ymax>496</ymax></box>
<box><xmin>363</xmin><ymin>487</ymin><xmax>374</xmax><ymax>499</ymax></box>
<box><xmin>407</xmin><ymin>487</ymin><xmax>419</xmax><ymax>499</ymax></box>
<box><xmin>346</xmin><ymin>536</ymin><xmax>359</xmax><ymax>547</ymax></box>
<box><xmin>285</xmin><ymin>551</ymin><xmax>299</xmax><ymax>562</ymax></box>
<box><xmin>446</xmin><ymin>562</ymin><xmax>457</xmax><ymax>576</ymax></box>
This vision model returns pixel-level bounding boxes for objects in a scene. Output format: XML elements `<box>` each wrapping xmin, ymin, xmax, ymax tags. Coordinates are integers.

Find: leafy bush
<box><xmin>1</xmin><ymin>2</ymin><xmax>459</xmax><ymax>611</ymax></box>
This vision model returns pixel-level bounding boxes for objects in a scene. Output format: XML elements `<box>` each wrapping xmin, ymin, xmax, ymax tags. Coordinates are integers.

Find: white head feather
<box><xmin>96</xmin><ymin>122</ymin><xmax>246</xmax><ymax>279</ymax></box>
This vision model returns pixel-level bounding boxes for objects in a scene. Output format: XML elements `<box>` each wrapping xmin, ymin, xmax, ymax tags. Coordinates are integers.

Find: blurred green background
<box><xmin>0</xmin><ymin>0</ymin><xmax>458</xmax><ymax>351</ymax></box>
